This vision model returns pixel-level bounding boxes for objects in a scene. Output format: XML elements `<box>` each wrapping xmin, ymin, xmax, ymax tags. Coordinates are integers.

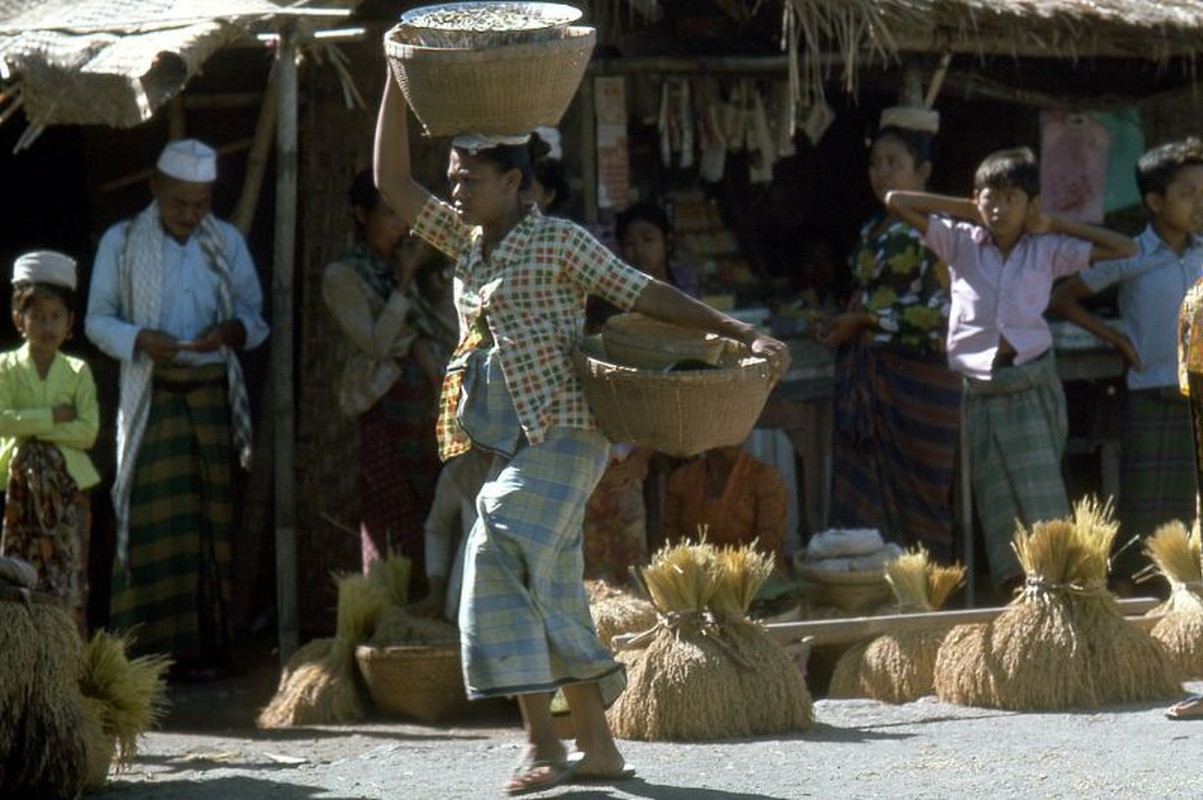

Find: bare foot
<box><xmin>568</xmin><ymin>747</ymin><xmax>633</xmax><ymax>779</ymax></box>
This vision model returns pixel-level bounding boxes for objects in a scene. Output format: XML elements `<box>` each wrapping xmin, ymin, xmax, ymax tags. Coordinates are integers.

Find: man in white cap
<box><xmin>86</xmin><ymin>138</ymin><xmax>268</xmax><ymax>677</ymax></box>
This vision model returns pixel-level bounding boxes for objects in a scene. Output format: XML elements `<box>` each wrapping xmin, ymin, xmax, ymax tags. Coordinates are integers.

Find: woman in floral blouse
<box><xmin>816</xmin><ymin>110</ymin><xmax>963</xmax><ymax>561</ymax></box>
<box><xmin>374</xmin><ymin>76</ymin><xmax>788</xmax><ymax>794</ymax></box>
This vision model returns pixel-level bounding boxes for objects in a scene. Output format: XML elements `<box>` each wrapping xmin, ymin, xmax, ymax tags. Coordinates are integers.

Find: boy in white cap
<box><xmin>86</xmin><ymin>138</ymin><xmax>269</xmax><ymax>676</ymax></box>
<box><xmin>0</xmin><ymin>250</ymin><xmax>100</xmax><ymax>634</ymax></box>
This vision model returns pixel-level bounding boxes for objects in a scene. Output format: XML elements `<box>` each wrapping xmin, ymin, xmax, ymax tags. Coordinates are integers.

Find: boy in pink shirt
<box><xmin>887</xmin><ymin>147</ymin><xmax>1136</xmax><ymax>588</ymax></box>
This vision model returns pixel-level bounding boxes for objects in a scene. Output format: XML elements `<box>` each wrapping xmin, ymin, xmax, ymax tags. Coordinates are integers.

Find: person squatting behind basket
<box><xmin>817</xmin><ymin>106</ymin><xmax>962</xmax><ymax>563</ymax></box>
<box><xmin>663</xmin><ymin>441</ymin><xmax>788</xmax><ymax>558</ymax></box>
<box><xmin>86</xmin><ymin>139</ymin><xmax>269</xmax><ymax>677</ymax></box>
<box><xmin>374</xmin><ymin>74</ymin><xmax>789</xmax><ymax>795</ymax></box>
<box><xmin>0</xmin><ymin>251</ymin><xmax>100</xmax><ymax>635</ymax></box>
<box><xmin>1050</xmin><ymin>138</ymin><xmax>1203</xmax><ymax>589</ymax></box>
<box><xmin>888</xmin><ymin>146</ymin><xmax>1137</xmax><ymax>589</ymax></box>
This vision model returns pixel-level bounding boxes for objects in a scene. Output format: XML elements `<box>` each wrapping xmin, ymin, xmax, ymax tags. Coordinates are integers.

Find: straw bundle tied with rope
<box><xmin>259</xmin><ymin>556</ymin><xmax>405</xmax><ymax>727</ymax></box>
<box><xmin>1142</xmin><ymin>520</ymin><xmax>1203</xmax><ymax>680</ymax></box>
<box><xmin>710</xmin><ymin>546</ymin><xmax>814</xmax><ymax>733</ymax></box>
<box><xmin>607</xmin><ymin>541</ymin><xmax>812</xmax><ymax>741</ymax></box>
<box><xmin>587</xmin><ymin>579</ymin><xmax>658</xmax><ymax>649</ymax></box>
<box><xmin>0</xmin><ymin>590</ymin><xmax>88</xmax><ymax>799</ymax></box>
<box><xmin>934</xmin><ymin>497</ymin><xmax>1180</xmax><ymax>710</ymax></box>
<box><xmin>829</xmin><ymin>547</ymin><xmax>965</xmax><ymax>703</ymax></box>
<box><xmin>77</xmin><ymin>629</ymin><xmax>171</xmax><ymax>789</ymax></box>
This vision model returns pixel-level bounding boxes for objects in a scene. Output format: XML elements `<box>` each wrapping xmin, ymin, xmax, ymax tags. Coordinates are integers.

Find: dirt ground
<box><xmin>85</xmin><ymin>652</ymin><xmax>1203</xmax><ymax>800</ymax></box>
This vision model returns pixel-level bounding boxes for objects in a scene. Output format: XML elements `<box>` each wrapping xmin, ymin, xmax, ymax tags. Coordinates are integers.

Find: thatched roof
<box><xmin>779</xmin><ymin>0</ymin><xmax>1203</xmax><ymax>100</ymax></box>
<box><xmin>0</xmin><ymin>0</ymin><xmax>356</xmax><ymax>131</ymax></box>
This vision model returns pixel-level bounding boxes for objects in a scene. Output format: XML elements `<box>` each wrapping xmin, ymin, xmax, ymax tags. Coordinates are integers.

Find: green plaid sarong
<box><xmin>965</xmin><ymin>352</ymin><xmax>1070</xmax><ymax>586</ymax></box>
<box><xmin>109</xmin><ymin>364</ymin><xmax>233</xmax><ymax>658</ymax></box>
<box><xmin>1112</xmin><ymin>388</ymin><xmax>1196</xmax><ymax>579</ymax></box>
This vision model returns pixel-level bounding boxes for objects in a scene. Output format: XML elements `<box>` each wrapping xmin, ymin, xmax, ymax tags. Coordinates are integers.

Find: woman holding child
<box><xmin>322</xmin><ymin>170</ymin><xmax>456</xmax><ymax>576</ymax></box>
<box><xmin>816</xmin><ymin>107</ymin><xmax>962</xmax><ymax>562</ymax></box>
<box><xmin>373</xmin><ymin>73</ymin><xmax>787</xmax><ymax>794</ymax></box>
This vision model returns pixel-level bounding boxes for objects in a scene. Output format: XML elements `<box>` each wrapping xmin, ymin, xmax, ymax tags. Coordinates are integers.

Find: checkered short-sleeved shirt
<box><xmin>412</xmin><ymin>197</ymin><xmax>651</xmax><ymax>460</ymax></box>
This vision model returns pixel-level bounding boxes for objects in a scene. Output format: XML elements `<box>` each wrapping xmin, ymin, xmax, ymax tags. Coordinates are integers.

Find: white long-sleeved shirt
<box><xmin>85</xmin><ymin>216</ymin><xmax>269</xmax><ymax>364</ymax></box>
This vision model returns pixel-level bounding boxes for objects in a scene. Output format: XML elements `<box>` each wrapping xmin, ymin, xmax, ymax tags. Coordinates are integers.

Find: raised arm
<box><xmin>885</xmin><ymin>190</ymin><xmax>981</xmax><ymax>234</ymax></box>
<box><xmin>373</xmin><ymin>70</ymin><xmax>435</xmax><ymax>226</ymax></box>
<box><xmin>1027</xmin><ymin>210</ymin><xmax>1138</xmax><ymax>263</ymax></box>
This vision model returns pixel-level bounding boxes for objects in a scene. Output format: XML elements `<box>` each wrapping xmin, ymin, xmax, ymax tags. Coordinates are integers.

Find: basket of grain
<box><xmin>384</xmin><ymin>16</ymin><xmax>595</xmax><ymax>137</ymax></box>
<box><xmin>601</xmin><ymin>313</ymin><xmax>725</xmax><ymax>370</ymax></box>
<box><xmin>355</xmin><ymin>643</ymin><xmax>472</xmax><ymax>723</ymax></box>
<box><xmin>574</xmin><ymin>338</ymin><xmax>773</xmax><ymax>457</ymax></box>
<box><xmin>395</xmin><ymin>2</ymin><xmax>582</xmax><ymax>48</ymax></box>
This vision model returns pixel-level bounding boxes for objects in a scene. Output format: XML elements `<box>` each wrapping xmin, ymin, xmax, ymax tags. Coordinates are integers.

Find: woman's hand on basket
<box><xmin>749</xmin><ymin>333</ymin><xmax>790</xmax><ymax>385</ymax></box>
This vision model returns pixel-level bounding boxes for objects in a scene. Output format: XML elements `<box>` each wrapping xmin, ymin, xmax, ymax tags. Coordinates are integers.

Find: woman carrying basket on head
<box><xmin>374</xmin><ymin>74</ymin><xmax>788</xmax><ymax>795</ymax></box>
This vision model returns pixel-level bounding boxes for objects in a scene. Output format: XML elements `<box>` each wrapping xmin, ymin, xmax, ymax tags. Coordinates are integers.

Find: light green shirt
<box><xmin>0</xmin><ymin>344</ymin><xmax>101</xmax><ymax>490</ymax></box>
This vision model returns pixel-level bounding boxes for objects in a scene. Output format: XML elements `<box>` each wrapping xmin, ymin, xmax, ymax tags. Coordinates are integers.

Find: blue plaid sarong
<box><xmin>455</xmin><ymin>346</ymin><xmax>624</xmax><ymax>702</ymax></box>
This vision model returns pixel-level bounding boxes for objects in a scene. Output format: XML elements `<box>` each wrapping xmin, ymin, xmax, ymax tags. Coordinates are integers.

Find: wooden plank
<box><xmin>764</xmin><ymin>596</ymin><xmax>1162</xmax><ymax>646</ymax></box>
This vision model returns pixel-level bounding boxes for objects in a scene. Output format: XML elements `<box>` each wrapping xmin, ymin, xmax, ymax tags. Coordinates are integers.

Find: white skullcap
<box><xmin>879</xmin><ymin>106</ymin><xmax>940</xmax><ymax>134</ymax></box>
<box><xmin>451</xmin><ymin>132</ymin><xmax>531</xmax><ymax>154</ymax></box>
<box><xmin>12</xmin><ymin>250</ymin><xmax>77</xmax><ymax>290</ymax></box>
<box><xmin>157</xmin><ymin>138</ymin><xmax>218</xmax><ymax>182</ymax></box>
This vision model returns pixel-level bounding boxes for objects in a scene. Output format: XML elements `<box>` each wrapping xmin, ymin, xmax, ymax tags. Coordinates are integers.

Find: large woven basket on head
<box><xmin>384</xmin><ymin>25</ymin><xmax>596</xmax><ymax>137</ymax></box>
<box><xmin>355</xmin><ymin>643</ymin><xmax>473</xmax><ymax>723</ymax></box>
<box><xmin>574</xmin><ymin>342</ymin><xmax>774</xmax><ymax>457</ymax></box>
<box><xmin>793</xmin><ymin>557</ymin><xmax>892</xmax><ymax>615</ymax></box>
<box><xmin>602</xmin><ymin>313</ymin><xmax>724</xmax><ymax>370</ymax></box>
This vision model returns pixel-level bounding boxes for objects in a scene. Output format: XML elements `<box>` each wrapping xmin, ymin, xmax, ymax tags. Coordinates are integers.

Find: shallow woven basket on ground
<box><xmin>355</xmin><ymin>643</ymin><xmax>474</xmax><ymax>723</ymax></box>
<box><xmin>934</xmin><ymin>504</ymin><xmax>1180</xmax><ymax>710</ymax></box>
<box><xmin>0</xmin><ymin>601</ymin><xmax>88</xmax><ymax>799</ymax></box>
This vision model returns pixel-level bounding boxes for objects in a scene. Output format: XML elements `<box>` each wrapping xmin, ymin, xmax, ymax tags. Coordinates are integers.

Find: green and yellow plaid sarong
<box><xmin>109</xmin><ymin>364</ymin><xmax>233</xmax><ymax>658</ymax></box>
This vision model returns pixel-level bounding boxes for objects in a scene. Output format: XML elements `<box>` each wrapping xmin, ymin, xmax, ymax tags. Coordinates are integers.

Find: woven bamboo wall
<box><xmin>295</xmin><ymin>32</ymin><xmax>451</xmax><ymax>634</ymax></box>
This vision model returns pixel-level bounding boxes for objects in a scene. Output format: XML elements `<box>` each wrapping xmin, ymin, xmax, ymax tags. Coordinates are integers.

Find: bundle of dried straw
<box><xmin>607</xmin><ymin>541</ymin><xmax>812</xmax><ymax>740</ymax></box>
<box><xmin>587</xmin><ymin>579</ymin><xmax>657</xmax><ymax>649</ymax></box>
<box><xmin>0</xmin><ymin>594</ymin><xmax>88</xmax><ymax>799</ymax></box>
<box><xmin>934</xmin><ymin>498</ymin><xmax>1180</xmax><ymax>710</ymax></box>
<box><xmin>258</xmin><ymin>555</ymin><xmax>406</xmax><ymax>727</ymax></box>
<box><xmin>829</xmin><ymin>547</ymin><xmax>964</xmax><ymax>703</ymax></box>
<box><xmin>78</xmin><ymin>629</ymin><xmax>171</xmax><ymax>789</ymax></box>
<box><xmin>1142</xmin><ymin>520</ymin><xmax>1203</xmax><ymax>680</ymax></box>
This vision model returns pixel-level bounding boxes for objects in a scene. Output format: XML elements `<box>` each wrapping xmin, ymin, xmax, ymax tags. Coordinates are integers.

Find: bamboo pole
<box><xmin>764</xmin><ymin>596</ymin><xmax>1162</xmax><ymax>647</ymax></box>
<box><xmin>232</xmin><ymin>76</ymin><xmax>280</xmax><ymax>235</ymax></box>
<box><xmin>272</xmin><ymin>27</ymin><xmax>299</xmax><ymax>664</ymax></box>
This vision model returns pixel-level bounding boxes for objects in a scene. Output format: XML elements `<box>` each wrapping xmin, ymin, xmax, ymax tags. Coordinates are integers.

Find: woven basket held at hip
<box><xmin>574</xmin><ymin>343</ymin><xmax>774</xmax><ymax>458</ymax></box>
<box><xmin>384</xmin><ymin>25</ymin><xmax>596</xmax><ymax>137</ymax></box>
